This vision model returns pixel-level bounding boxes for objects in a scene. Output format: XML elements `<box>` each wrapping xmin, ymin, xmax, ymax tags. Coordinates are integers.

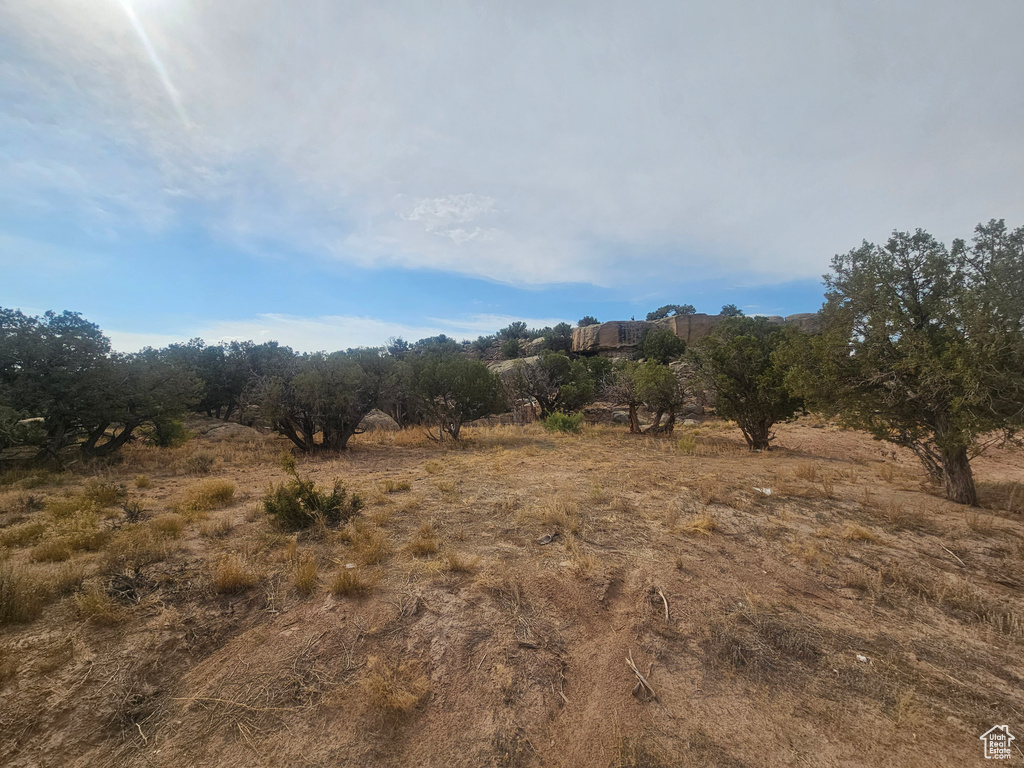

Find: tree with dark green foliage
<box><xmin>787</xmin><ymin>221</ymin><xmax>1024</xmax><ymax>505</ymax></box>
<box><xmin>605</xmin><ymin>360</ymin><xmax>643</xmax><ymax>433</ymax></box>
<box><xmin>635</xmin><ymin>360</ymin><xmax>685</xmax><ymax>434</ymax></box>
<box><xmin>497</xmin><ymin>322</ymin><xmax>529</xmax><ymax>340</ymax></box>
<box><xmin>0</xmin><ymin>309</ymin><xmax>201</xmax><ymax>459</ymax></box>
<box><xmin>577</xmin><ymin>315</ymin><xmax>599</xmax><ymax>327</ymax></box>
<box><xmin>503</xmin><ymin>351</ymin><xmax>597</xmax><ymax>418</ymax></box>
<box><xmin>413</xmin><ymin>353</ymin><xmax>505</xmax><ymax>440</ymax></box>
<box><xmin>500</xmin><ymin>337</ymin><xmax>521</xmax><ymax>360</ymax></box>
<box><xmin>646</xmin><ymin>304</ymin><xmax>696</xmax><ymax>321</ymax></box>
<box><xmin>720</xmin><ymin>304</ymin><xmax>744</xmax><ymax>317</ymax></box>
<box><xmin>541</xmin><ymin>322</ymin><xmax>574</xmax><ymax>354</ymax></box>
<box><xmin>691</xmin><ymin>316</ymin><xmax>801</xmax><ymax>450</ymax></box>
<box><xmin>252</xmin><ymin>350</ymin><xmax>384</xmax><ymax>452</ymax></box>
<box><xmin>638</xmin><ymin>328</ymin><xmax>687</xmax><ymax>365</ymax></box>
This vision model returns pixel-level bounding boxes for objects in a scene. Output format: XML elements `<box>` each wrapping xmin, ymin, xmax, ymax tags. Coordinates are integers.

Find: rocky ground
<box><xmin>1</xmin><ymin>416</ymin><xmax>1022</xmax><ymax>767</ymax></box>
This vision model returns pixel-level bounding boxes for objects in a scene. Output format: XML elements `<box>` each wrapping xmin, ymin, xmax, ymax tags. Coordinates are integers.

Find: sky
<box><xmin>2</xmin><ymin>0</ymin><xmax>1022</xmax><ymax>352</ymax></box>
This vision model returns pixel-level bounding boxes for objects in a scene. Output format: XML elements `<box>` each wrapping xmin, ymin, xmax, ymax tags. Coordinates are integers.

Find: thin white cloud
<box><xmin>3</xmin><ymin>0</ymin><xmax>1023</xmax><ymax>286</ymax></box>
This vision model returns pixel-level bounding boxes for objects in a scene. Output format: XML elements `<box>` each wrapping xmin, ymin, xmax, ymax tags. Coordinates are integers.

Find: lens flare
<box><xmin>118</xmin><ymin>0</ymin><xmax>189</xmax><ymax>126</ymax></box>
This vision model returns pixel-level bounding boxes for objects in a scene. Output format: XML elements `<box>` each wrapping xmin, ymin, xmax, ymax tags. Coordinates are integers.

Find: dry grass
<box><xmin>794</xmin><ymin>463</ymin><xmax>819</xmax><ymax>482</ymax></box>
<box><xmin>423</xmin><ymin>460</ymin><xmax>443</xmax><ymax>476</ymax></box>
<box><xmin>350</xmin><ymin>523</ymin><xmax>391</xmax><ymax>565</ymax></box>
<box><xmin>199</xmin><ymin>516</ymin><xmax>235</xmax><ymax>539</ymax></box>
<box><xmin>211</xmin><ymin>553</ymin><xmax>259</xmax><ymax>594</ymax></box>
<box><xmin>133</xmin><ymin>475</ymin><xmax>151</xmax><ymax>489</ymax></box>
<box><xmin>151</xmin><ymin>513</ymin><xmax>185</xmax><ymax>538</ymax></box>
<box><xmin>381</xmin><ymin>479</ymin><xmax>412</xmax><ymax>494</ymax></box>
<box><xmin>178</xmin><ymin>480</ymin><xmax>236</xmax><ymax>514</ymax></box>
<box><xmin>439</xmin><ymin>549</ymin><xmax>480</xmax><ymax>574</ymax></box>
<box><xmin>81</xmin><ymin>480</ymin><xmax>124</xmax><ymax>508</ymax></box>
<box><xmin>74</xmin><ymin>584</ymin><xmax>125</xmax><ymax>625</ymax></box>
<box><xmin>842</xmin><ymin>524</ymin><xmax>881</xmax><ymax>543</ymax></box>
<box><xmin>360</xmin><ymin>656</ymin><xmax>429</xmax><ymax>716</ymax></box>
<box><xmin>293</xmin><ymin>556</ymin><xmax>319</xmax><ymax>596</ymax></box>
<box><xmin>406</xmin><ymin>523</ymin><xmax>440</xmax><ymax>557</ymax></box>
<box><xmin>681</xmin><ymin>511</ymin><xmax>717</xmax><ymax>537</ymax></box>
<box><xmin>965</xmin><ymin>511</ymin><xmax>996</xmax><ymax>535</ymax></box>
<box><xmin>881</xmin><ymin>501</ymin><xmax>932</xmax><ymax>532</ymax></box>
<box><xmin>330</xmin><ymin>567</ymin><xmax>372</xmax><ymax>597</ymax></box>
<box><xmin>694</xmin><ymin>476</ymin><xmax>721</xmax><ymax>505</ymax></box>
<box><xmin>0</xmin><ymin>564</ymin><xmax>45</xmax><ymax>626</ymax></box>
<box><xmin>0</xmin><ymin>521</ymin><xmax>47</xmax><ymax>548</ymax></box>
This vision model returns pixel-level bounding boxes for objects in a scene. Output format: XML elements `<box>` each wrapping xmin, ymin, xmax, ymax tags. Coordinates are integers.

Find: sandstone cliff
<box><xmin>572</xmin><ymin>312</ymin><xmax>821</xmax><ymax>355</ymax></box>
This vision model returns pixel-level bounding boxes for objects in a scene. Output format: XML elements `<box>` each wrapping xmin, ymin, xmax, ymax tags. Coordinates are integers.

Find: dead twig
<box><xmin>627</xmin><ymin>650</ymin><xmax>657</xmax><ymax>702</ymax></box>
<box><xmin>941</xmin><ymin>544</ymin><xmax>966</xmax><ymax>567</ymax></box>
<box><xmin>656</xmin><ymin>587</ymin><xmax>669</xmax><ymax>623</ymax></box>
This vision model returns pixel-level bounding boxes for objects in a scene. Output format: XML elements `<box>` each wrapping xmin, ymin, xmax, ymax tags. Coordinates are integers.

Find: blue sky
<box><xmin>3</xmin><ymin>1</ymin><xmax>1022</xmax><ymax>351</ymax></box>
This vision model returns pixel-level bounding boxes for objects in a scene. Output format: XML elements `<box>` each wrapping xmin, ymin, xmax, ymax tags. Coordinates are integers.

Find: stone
<box><xmin>611</xmin><ymin>410</ymin><xmax>631</xmax><ymax>425</ymax></box>
<box><xmin>487</xmin><ymin>356</ymin><xmax>540</xmax><ymax>376</ymax></box>
<box><xmin>359</xmin><ymin>409</ymin><xmax>400</xmax><ymax>432</ymax></box>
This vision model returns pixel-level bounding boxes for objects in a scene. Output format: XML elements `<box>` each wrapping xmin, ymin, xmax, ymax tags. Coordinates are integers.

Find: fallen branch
<box><xmin>627</xmin><ymin>650</ymin><xmax>657</xmax><ymax>701</ymax></box>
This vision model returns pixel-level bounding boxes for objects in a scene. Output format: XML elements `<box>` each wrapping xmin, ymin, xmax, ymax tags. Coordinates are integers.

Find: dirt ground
<box><xmin>1</xmin><ymin>416</ymin><xmax>1023</xmax><ymax>767</ymax></box>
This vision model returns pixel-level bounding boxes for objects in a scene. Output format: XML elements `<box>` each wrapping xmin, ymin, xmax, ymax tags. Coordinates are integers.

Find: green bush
<box><xmin>263</xmin><ymin>472</ymin><xmax>363</xmax><ymax>531</ymax></box>
<box><xmin>542</xmin><ymin>411</ymin><xmax>585</xmax><ymax>434</ymax></box>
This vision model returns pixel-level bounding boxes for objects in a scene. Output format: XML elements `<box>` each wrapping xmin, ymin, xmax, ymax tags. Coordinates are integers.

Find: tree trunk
<box><xmin>627</xmin><ymin>403</ymin><xmax>640</xmax><ymax>434</ymax></box>
<box><xmin>941</xmin><ymin>445</ymin><xmax>978</xmax><ymax>506</ymax></box>
<box><xmin>740</xmin><ymin>417</ymin><xmax>772</xmax><ymax>451</ymax></box>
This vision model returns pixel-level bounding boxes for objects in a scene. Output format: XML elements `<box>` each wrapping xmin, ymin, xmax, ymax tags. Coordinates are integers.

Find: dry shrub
<box><xmin>211</xmin><ymin>553</ymin><xmax>259</xmax><ymax>594</ymax></box>
<box><xmin>361</xmin><ymin>656</ymin><xmax>429</xmax><ymax>717</ymax></box>
<box><xmin>151</xmin><ymin>513</ymin><xmax>185</xmax><ymax>538</ymax></box>
<box><xmin>46</xmin><ymin>497</ymin><xmax>93</xmax><ymax>520</ymax></box>
<box><xmin>676</xmin><ymin>433</ymin><xmax>697</xmax><ymax>455</ymax></box>
<box><xmin>74</xmin><ymin>584</ymin><xmax>125</xmax><ymax>625</ymax></box>
<box><xmin>424</xmin><ymin>460</ymin><xmax>443</xmax><ymax>476</ymax></box>
<box><xmin>82</xmin><ymin>480</ymin><xmax>124</xmax><ymax>508</ymax></box>
<box><xmin>186</xmin><ymin>452</ymin><xmax>215</xmax><ymax>475</ymax></box>
<box><xmin>180</xmin><ymin>480</ymin><xmax>236</xmax><ymax>514</ymax></box>
<box><xmin>1</xmin><ymin>469</ymin><xmax>58</xmax><ymax>490</ymax></box>
<box><xmin>694</xmin><ymin>477</ymin><xmax>720</xmax><ymax>506</ymax></box>
<box><xmin>699</xmin><ymin>603</ymin><xmax>824</xmax><ymax>678</ymax></box>
<box><xmin>133</xmin><ymin>475</ymin><xmax>151</xmax><ymax>489</ymax></box>
<box><xmin>293</xmin><ymin>556</ymin><xmax>318</xmax><ymax>596</ymax></box>
<box><xmin>330</xmin><ymin>567</ymin><xmax>372</xmax><ymax>597</ymax></box>
<box><xmin>681</xmin><ymin>511</ymin><xmax>717</xmax><ymax>537</ymax></box>
<box><xmin>406</xmin><ymin>523</ymin><xmax>440</xmax><ymax>557</ymax></box>
<box><xmin>842</xmin><ymin>524</ymin><xmax>881</xmax><ymax>543</ymax></box>
<box><xmin>434</xmin><ymin>480</ymin><xmax>459</xmax><ymax>499</ymax></box>
<box><xmin>528</xmin><ymin>499</ymin><xmax>581</xmax><ymax>535</ymax></box>
<box><xmin>0</xmin><ymin>491</ymin><xmax>44</xmax><ymax>517</ymax></box>
<box><xmin>0</xmin><ymin>564</ymin><xmax>45</xmax><ymax>626</ymax></box>
<box><xmin>0</xmin><ymin>521</ymin><xmax>46</xmax><ymax>548</ymax></box>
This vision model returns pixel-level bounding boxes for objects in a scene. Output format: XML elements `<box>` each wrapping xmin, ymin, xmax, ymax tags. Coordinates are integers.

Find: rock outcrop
<box><xmin>358</xmin><ymin>409</ymin><xmax>401</xmax><ymax>432</ymax></box>
<box><xmin>572</xmin><ymin>312</ymin><xmax>821</xmax><ymax>355</ymax></box>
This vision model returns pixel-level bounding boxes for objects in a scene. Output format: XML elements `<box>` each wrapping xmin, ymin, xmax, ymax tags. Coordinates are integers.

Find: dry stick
<box><xmin>135</xmin><ymin>723</ymin><xmax>148</xmax><ymax>746</ymax></box>
<box><xmin>657</xmin><ymin>588</ymin><xmax>670</xmax><ymax>623</ymax></box>
<box><xmin>626</xmin><ymin>650</ymin><xmax>657</xmax><ymax>701</ymax></box>
<box><xmin>941</xmin><ymin>545</ymin><xmax>966</xmax><ymax>567</ymax></box>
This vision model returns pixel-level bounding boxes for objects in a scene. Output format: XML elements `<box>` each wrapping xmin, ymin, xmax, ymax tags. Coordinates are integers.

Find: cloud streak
<box><xmin>3</xmin><ymin>0</ymin><xmax>1023</xmax><ymax>288</ymax></box>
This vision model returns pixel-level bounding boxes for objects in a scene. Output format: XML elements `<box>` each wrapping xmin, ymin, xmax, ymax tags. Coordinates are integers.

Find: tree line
<box><xmin>2</xmin><ymin>220</ymin><xmax>1021</xmax><ymax>506</ymax></box>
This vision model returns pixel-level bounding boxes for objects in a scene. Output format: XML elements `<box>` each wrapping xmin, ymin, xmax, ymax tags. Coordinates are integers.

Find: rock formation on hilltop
<box><xmin>571</xmin><ymin>312</ymin><xmax>821</xmax><ymax>355</ymax></box>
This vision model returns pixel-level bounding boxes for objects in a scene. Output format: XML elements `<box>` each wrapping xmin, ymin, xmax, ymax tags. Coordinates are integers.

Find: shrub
<box><xmin>541</xmin><ymin>411</ymin><xmax>584</xmax><ymax>434</ymax></box>
<box><xmin>263</xmin><ymin>472</ymin><xmax>363</xmax><ymax>531</ymax></box>
<box><xmin>330</xmin><ymin>567</ymin><xmax>372</xmax><ymax>597</ymax></box>
<box><xmin>0</xmin><ymin>521</ymin><xmax>47</xmax><ymax>548</ymax></box>
<box><xmin>578</xmin><ymin>315</ymin><xmax>599</xmax><ymax>327</ymax></box>
<box><xmin>133</xmin><ymin>475</ymin><xmax>151</xmax><ymax>489</ymax></box>
<box><xmin>186</xmin><ymin>452</ymin><xmax>215</xmax><ymax>475</ymax></box>
<box><xmin>82</xmin><ymin>480</ymin><xmax>124</xmax><ymax>508</ymax></box>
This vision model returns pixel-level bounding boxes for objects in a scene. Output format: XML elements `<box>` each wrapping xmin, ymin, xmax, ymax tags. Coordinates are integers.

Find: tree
<box><xmin>604</xmin><ymin>361</ymin><xmax>643</xmax><ymax>433</ymax></box>
<box><xmin>638</xmin><ymin>328</ymin><xmax>687</xmax><ymax>364</ymax></box>
<box><xmin>497</xmin><ymin>322</ymin><xmax>530</xmax><ymax>340</ymax></box>
<box><xmin>634</xmin><ymin>360</ymin><xmax>685</xmax><ymax>434</ymax></box>
<box><xmin>646</xmin><ymin>304</ymin><xmax>696</xmax><ymax>321</ymax></box>
<box><xmin>413</xmin><ymin>353</ymin><xmax>504</xmax><ymax>440</ymax></box>
<box><xmin>541</xmin><ymin>322</ymin><xmax>574</xmax><ymax>354</ymax></box>
<box><xmin>502</xmin><ymin>351</ymin><xmax>596</xmax><ymax>418</ymax></box>
<box><xmin>790</xmin><ymin>222</ymin><xmax>1024</xmax><ymax>505</ymax></box>
<box><xmin>720</xmin><ymin>304</ymin><xmax>744</xmax><ymax>317</ymax></box>
<box><xmin>252</xmin><ymin>351</ymin><xmax>383</xmax><ymax>452</ymax></box>
<box><xmin>578</xmin><ymin>316</ymin><xmax>599</xmax><ymax>327</ymax></box>
<box><xmin>691</xmin><ymin>317</ymin><xmax>801</xmax><ymax>450</ymax></box>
